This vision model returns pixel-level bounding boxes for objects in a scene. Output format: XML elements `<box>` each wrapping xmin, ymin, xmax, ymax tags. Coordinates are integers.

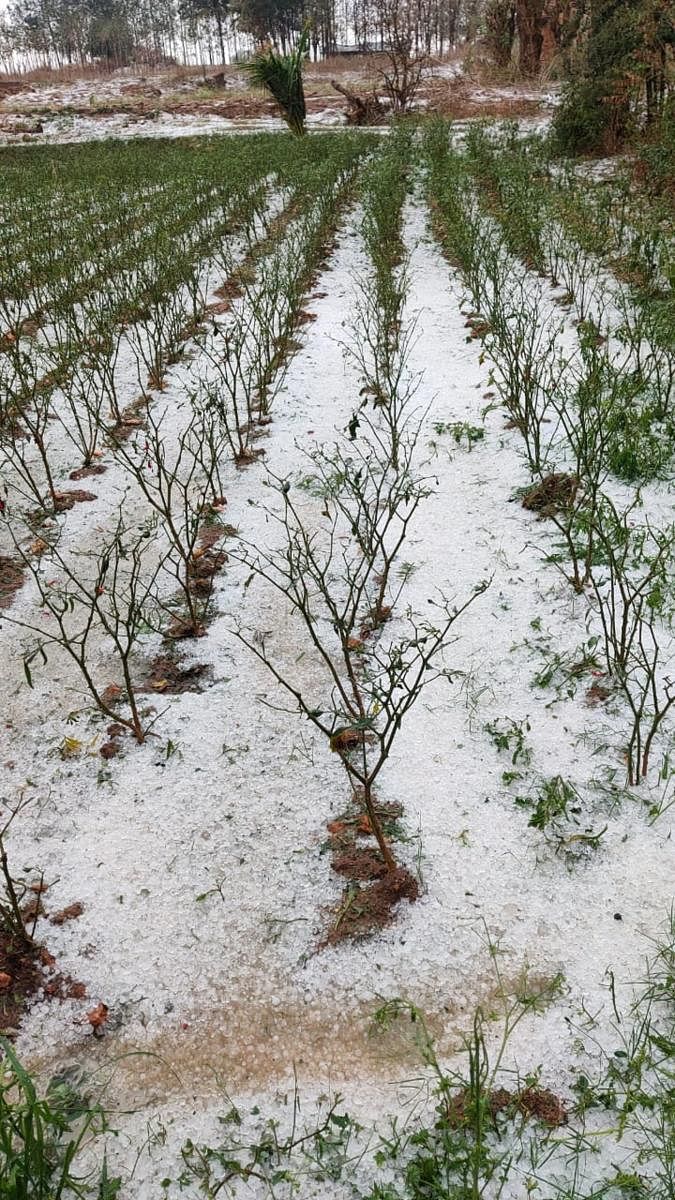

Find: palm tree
<box><xmin>243</xmin><ymin>26</ymin><xmax>310</xmax><ymax>136</ymax></box>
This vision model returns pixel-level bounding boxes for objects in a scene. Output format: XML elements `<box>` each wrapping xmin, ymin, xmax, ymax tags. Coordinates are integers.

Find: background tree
<box><xmin>180</xmin><ymin>0</ymin><xmax>229</xmax><ymax>61</ymax></box>
<box><xmin>86</xmin><ymin>0</ymin><xmax>134</xmax><ymax>65</ymax></box>
<box><xmin>483</xmin><ymin>0</ymin><xmax>516</xmax><ymax>68</ymax></box>
<box><xmin>515</xmin><ymin>0</ymin><xmax>544</xmax><ymax>74</ymax></box>
<box><xmin>375</xmin><ymin>0</ymin><xmax>431</xmax><ymax>111</ymax></box>
<box><xmin>553</xmin><ymin>0</ymin><xmax>674</xmax><ymax>153</ymax></box>
<box><xmin>237</xmin><ymin>0</ymin><xmax>305</xmax><ymax>50</ymax></box>
<box><xmin>0</xmin><ymin>0</ymin><xmax>474</xmax><ymax>71</ymax></box>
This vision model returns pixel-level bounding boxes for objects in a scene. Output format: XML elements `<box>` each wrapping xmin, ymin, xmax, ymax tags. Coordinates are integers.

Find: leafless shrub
<box><xmin>3</xmin><ymin>509</ymin><xmax>164</xmax><ymax>742</ymax></box>
<box><xmin>233</xmin><ymin>398</ymin><xmax>488</xmax><ymax>870</ymax></box>
<box><xmin>114</xmin><ymin>406</ymin><xmax>227</xmax><ymax>637</ymax></box>
<box><xmin>589</xmin><ymin>499</ymin><xmax>675</xmax><ymax>785</ymax></box>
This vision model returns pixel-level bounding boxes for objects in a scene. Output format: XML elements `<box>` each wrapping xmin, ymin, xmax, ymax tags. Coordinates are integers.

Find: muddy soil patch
<box><xmin>24</xmin><ymin>987</ymin><xmax>465</xmax><ymax>1103</ymax></box>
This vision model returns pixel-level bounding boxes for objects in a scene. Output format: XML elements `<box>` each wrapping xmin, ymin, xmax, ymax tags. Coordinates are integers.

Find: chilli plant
<box><xmin>243</xmin><ymin>27</ymin><xmax>310</xmax><ymax>137</ymax></box>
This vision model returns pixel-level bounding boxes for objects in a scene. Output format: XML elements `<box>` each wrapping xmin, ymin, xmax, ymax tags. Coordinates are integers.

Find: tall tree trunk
<box><xmin>516</xmin><ymin>0</ymin><xmax>544</xmax><ymax>75</ymax></box>
<box><xmin>215</xmin><ymin>8</ymin><xmax>226</xmax><ymax>63</ymax></box>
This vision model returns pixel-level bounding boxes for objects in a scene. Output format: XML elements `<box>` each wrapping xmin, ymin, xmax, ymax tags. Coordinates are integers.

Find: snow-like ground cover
<box><xmin>0</xmin><ymin>107</ymin><xmax>350</xmax><ymax>146</ymax></box>
<box><xmin>0</xmin><ymin>103</ymin><xmax>554</xmax><ymax>147</ymax></box>
<box><xmin>0</xmin><ymin>58</ymin><xmax>557</xmax><ymax>146</ymax></box>
<box><xmin>1</xmin><ymin>134</ymin><xmax>673</xmax><ymax>1194</ymax></box>
<box><xmin>0</xmin><ymin>108</ymin><xmax>557</xmax><ymax>147</ymax></box>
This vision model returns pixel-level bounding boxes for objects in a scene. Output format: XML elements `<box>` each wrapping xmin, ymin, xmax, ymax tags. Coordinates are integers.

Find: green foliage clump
<box><xmin>552</xmin><ymin>0</ymin><xmax>674</xmax><ymax>155</ymax></box>
<box><xmin>0</xmin><ymin>1040</ymin><xmax>118</xmax><ymax>1199</ymax></box>
<box><xmin>605</xmin><ymin>406</ymin><xmax>672</xmax><ymax>482</ymax></box>
<box><xmin>243</xmin><ymin>28</ymin><xmax>309</xmax><ymax>137</ymax></box>
<box><xmin>638</xmin><ymin>96</ymin><xmax>675</xmax><ymax>201</ymax></box>
<box><xmin>553</xmin><ymin>0</ymin><xmax>640</xmax><ymax>154</ymax></box>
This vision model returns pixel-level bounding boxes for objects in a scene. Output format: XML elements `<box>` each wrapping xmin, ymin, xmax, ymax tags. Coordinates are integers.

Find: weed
<box><xmin>485</xmin><ymin>716</ymin><xmax>533</xmax><ymax>766</ymax></box>
<box><xmin>0</xmin><ymin>1040</ymin><xmax>118</xmax><ymax>1198</ymax></box>
<box><xmin>430</xmin><ymin>420</ymin><xmax>485</xmax><ymax>453</ymax></box>
<box><xmin>515</xmin><ymin>773</ymin><xmax>579</xmax><ymax>831</ymax></box>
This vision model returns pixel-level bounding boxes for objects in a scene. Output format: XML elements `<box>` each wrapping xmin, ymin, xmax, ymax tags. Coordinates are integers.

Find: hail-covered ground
<box><xmin>1</xmin><ymin>141</ymin><xmax>673</xmax><ymax>1196</ymax></box>
<box><xmin>0</xmin><ymin>59</ymin><xmax>556</xmax><ymax>146</ymax></box>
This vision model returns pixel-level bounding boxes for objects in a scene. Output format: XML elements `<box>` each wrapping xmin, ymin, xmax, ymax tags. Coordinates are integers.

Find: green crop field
<box><xmin>0</xmin><ymin>120</ymin><xmax>674</xmax><ymax>1198</ymax></box>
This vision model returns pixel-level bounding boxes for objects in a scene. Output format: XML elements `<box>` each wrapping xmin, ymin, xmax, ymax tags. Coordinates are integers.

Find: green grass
<box><xmin>0</xmin><ymin>1039</ymin><xmax>118</xmax><ymax>1199</ymax></box>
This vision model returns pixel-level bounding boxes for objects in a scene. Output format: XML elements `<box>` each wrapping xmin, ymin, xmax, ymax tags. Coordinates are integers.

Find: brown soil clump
<box><xmin>163</xmin><ymin>618</ymin><xmax>207</xmax><ymax>641</ymax></box>
<box><xmin>520</xmin><ymin>1087</ymin><xmax>568</xmax><ymax>1125</ymax></box>
<box><xmin>332</xmin><ymin>846</ymin><xmax>388</xmax><ymax>881</ymax></box>
<box><xmin>188</xmin><ymin>549</ymin><xmax>228</xmax><ymax>596</ymax></box>
<box><xmin>360</xmin><ymin>604</ymin><xmax>392</xmax><ymax>638</ymax></box>
<box><xmin>69</xmin><ymin>463</ymin><xmax>107</xmax><ymax>480</ymax></box>
<box><xmin>109</xmin><ymin>397</ymin><xmax>148</xmax><ymax>443</ymax></box>
<box><xmin>99</xmin><ymin>740</ymin><xmax>121</xmax><ymax>760</ymax></box>
<box><xmin>0</xmin><ymin>935</ymin><xmax>87</xmax><ymax>1037</ymax></box>
<box><xmin>49</xmin><ymin>902</ymin><xmax>84</xmax><ymax>926</ymax></box>
<box><xmin>328</xmin><ymin>868</ymin><xmax>419</xmax><ymax>943</ymax></box>
<box><xmin>0</xmin><ymin>555</ymin><xmax>25</xmax><ymax>609</ymax></box>
<box><xmin>212</xmin><ymin>276</ymin><xmax>246</xmax><ymax>307</ymax></box>
<box><xmin>585</xmin><ymin>680</ymin><xmax>612</xmax><ymax>706</ymax></box>
<box><xmin>234</xmin><ymin>447</ymin><xmax>266</xmax><ymax>467</ymax></box>
<box><xmin>188</xmin><ymin>522</ymin><xmax>229</xmax><ymax>599</ymax></box>
<box><xmin>99</xmin><ymin>720</ymin><xmax>126</xmax><ymax>759</ymax></box>
<box><xmin>522</xmin><ymin>473</ymin><xmax>579</xmax><ymax>518</ymax></box>
<box><xmin>323</xmin><ymin>788</ymin><xmax>414</xmax><ymax>943</ymax></box>
<box><xmin>0</xmin><ymin>940</ymin><xmax>43</xmax><ymax>1036</ymax></box>
<box><xmin>140</xmin><ymin>653</ymin><xmax>212</xmax><ymax>695</ymax></box>
<box><xmin>465</xmin><ymin>315</ymin><xmax>491</xmax><ymax>338</ymax></box>
<box><xmin>445</xmin><ymin>1085</ymin><xmax>568</xmax><ymax>1128</ymax></box>
<box><xmin>326</xmin><ymin>799</ymin><xmax>403</xmax><ymax>844</ymax></box>
<box><xmin>53</xmin><ymin>489</ymin><xmax>97</xmax><ymax>511</ymax></box>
